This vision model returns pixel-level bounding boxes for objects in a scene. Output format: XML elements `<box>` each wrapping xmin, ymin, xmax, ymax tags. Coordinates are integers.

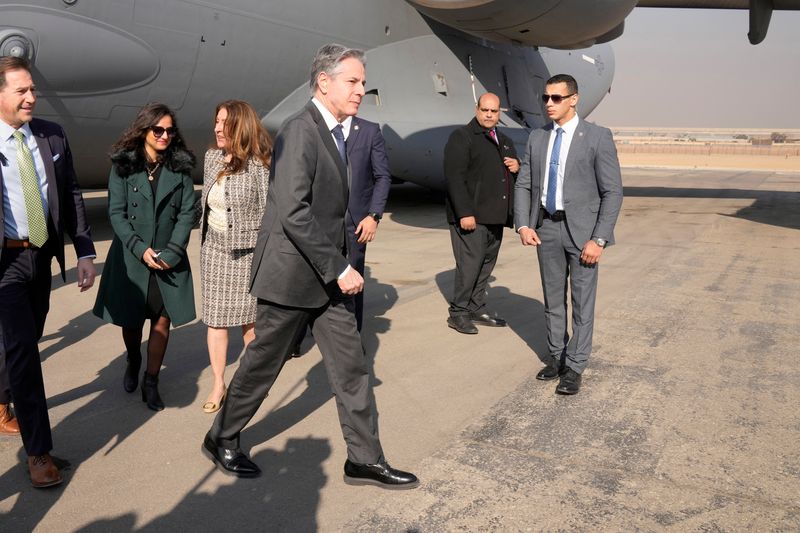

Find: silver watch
<box><xmin>592</xmin><ymin>237</ymin><xmax>607</xmax><ymax>248</ymax></box>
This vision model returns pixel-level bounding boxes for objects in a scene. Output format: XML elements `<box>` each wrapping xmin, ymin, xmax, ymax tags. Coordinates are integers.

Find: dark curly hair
<box><xmin>110</xmin><ymin>102</ymin><xmax>193</xmax><ymax>165</ymax></box>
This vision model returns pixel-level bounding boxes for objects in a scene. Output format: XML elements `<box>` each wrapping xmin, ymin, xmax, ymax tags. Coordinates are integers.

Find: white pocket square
<box><xmin>52</xmin><ymin>153</ymin><xmax>61</xmax><ymax>162</ymax></box>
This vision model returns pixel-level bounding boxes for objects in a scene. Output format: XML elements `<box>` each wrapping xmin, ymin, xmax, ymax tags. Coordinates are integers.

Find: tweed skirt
<box><xmin>201</xmin><ymin>226</ymin><xmax>257</xmax><ymax>327</ymax></box>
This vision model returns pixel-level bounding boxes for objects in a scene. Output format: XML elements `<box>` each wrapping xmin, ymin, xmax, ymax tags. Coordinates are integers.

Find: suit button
<box><xmin>133</xmin><ymin>187</ymin><xmax>138</xmax><ymax>192</ymax></box>
<box><xmin>502</xmin><ymin>195</ymin><xmax>507</xmax><ymax>199</ymax></box>
<box><xmin>228</xmin><ymin>224</ymin><xmax>233</xmax><ymax>228</ymax></box>
<box><xmin>132</xmin><ymin>202</ymin><xmax>138</xmax><ymax>207</ymax></box>
<box><xmin>227</xmin><ymin>208</ymin><xmax>231</xmax><ymax>212</ymax></box>
<box><xmin>130</xmin><ymin>215</ymin><xmax>136</xmax><ymax>220</ymax></box>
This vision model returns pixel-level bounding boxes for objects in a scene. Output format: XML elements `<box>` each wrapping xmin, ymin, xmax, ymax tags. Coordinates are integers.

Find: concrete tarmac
<box><xmin>1</xmin><ymin>167</ymin><xmax>799</xmax><ymax>532</ymax></box>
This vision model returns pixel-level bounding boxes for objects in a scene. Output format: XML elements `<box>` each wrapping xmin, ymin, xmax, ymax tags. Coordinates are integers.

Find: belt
<box><xmin>3</xmin><ymin>238</ymin><xmax>36</xmax><ymax>249</ymax></box>
<box><xmin>542</xmin><ymin>209</ymin><xmax>566</xmax><ymax>222</ymax></box>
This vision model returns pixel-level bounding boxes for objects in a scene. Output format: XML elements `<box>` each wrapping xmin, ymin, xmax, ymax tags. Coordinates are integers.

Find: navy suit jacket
<box><xmin>0</xmin><ymin>118</ymin><xmax>95</xmax><ymax>280</ymax></box>
<box><xmin>346</xmin><ymin>117</ymin><xmax>391</xmax><ymax>225</ymax></box>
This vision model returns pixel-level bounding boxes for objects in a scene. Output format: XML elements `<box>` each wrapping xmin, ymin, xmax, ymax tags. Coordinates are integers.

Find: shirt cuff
<box><xmin>338</xmin><ymin>264</ymin><xmax>352</xmax><ymax>279</ymax></box>
<box><xmin>78</xmin><ymin>255</ymin><xmax>97</xmax><ymax>260</ymax></box>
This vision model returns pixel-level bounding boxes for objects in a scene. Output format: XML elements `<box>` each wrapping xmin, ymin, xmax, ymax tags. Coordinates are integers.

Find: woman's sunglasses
<box><xmin>150</xmin><ymin>126</ymin><xmax>177</xmax><ymax>138</ymax></box>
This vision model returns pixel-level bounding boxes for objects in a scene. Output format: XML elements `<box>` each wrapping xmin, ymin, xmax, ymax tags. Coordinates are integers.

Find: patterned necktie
<box><xmin>545</xmin><ymin>127</ymin><xmax>564</xmax><ymax>215</ymax></box>
<box><xmin>489</xmin><ymin>129</ymin><xmax>499</xmax><ymax>145</ymax></box>
<box><xmin>13</xmin><ymin>131</ymin><xmax>49</xmax><ymax>247</ymax></box>
<box><xmin>331</xmin><ymin>124</ymin><xmax>347</xmax><ymax>165</ymax></box>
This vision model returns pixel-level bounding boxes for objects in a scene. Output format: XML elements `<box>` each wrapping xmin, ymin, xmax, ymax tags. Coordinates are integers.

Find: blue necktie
<box><xmin>545</xmin><ymin>127</ymin><xmax>564</xmax><ymax>215</ymax></box>
<box><xmin>331</xmin><ymin>124</ymin><xmax>347</xmax><ymax>165</ymax></box>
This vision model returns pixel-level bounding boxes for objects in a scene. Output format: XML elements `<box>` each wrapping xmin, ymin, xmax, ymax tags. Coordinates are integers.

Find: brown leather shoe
<box><xmin>28</xmin><ymin>454</ymin><xmax>63</xmax><ymax>488</ymax></box>
<box><xmin>0</xmin><ymin>403</ymin><xmax>21</xmax><ymax>436</ymax></box>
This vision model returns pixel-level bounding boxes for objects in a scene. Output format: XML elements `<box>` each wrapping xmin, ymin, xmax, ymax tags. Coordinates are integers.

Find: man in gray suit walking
<box><xmin>202</xmin><ymin>44</ymin><xmax>417</xmax><ymax>489</ymax></box>
<box><xmin>514</xmin><ymin>74</ymin><xmax>623</xmax><ymax>395</ymax></box>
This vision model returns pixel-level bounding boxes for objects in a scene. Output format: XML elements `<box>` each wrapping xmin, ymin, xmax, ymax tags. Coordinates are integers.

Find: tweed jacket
<box><xmin>200</xmin><ymin>149</ymin><xmax>269</xmax><ymax>250</ymax></box>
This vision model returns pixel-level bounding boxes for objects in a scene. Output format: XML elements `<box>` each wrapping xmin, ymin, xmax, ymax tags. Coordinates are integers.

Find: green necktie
<box><xmin>13</xmin><ymin>130</ymin><xmax>49</xmax><ymax>247</ymax></box>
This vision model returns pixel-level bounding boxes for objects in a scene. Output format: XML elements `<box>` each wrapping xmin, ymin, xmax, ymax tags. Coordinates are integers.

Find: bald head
<box><xmin>475</xmin><ymin>93</ymin><xmax>500</xmax><ymax>130</ymax></box>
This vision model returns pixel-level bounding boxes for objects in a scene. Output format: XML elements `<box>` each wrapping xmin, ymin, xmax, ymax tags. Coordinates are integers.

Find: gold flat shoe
<box><xmin>202</xmin><ymin>390</ymin><xmax>226</xmax><ymax>414</ymax></box>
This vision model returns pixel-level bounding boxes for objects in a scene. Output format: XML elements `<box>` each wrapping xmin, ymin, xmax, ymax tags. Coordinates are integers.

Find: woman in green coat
<box><xmin>93</xmin><ymin>103</ymin><xmax>196</xmax><ymax>411</ymax></box>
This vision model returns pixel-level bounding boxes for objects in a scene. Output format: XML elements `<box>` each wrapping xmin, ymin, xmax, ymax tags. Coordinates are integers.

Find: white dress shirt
<box><xmin>0</xmin><ymin>120</ymin><xmax>49</xmax><ymax>240</ymax></box>
<box><xmin>541</xmin><ymin>114</ymin><xmax>580</xmax><ymax>211</ymax></box>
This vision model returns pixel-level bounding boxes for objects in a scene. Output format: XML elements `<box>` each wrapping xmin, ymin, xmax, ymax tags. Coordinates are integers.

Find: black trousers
<box><xmin>209</xmin><ymin>297</ymin><xmax>384</xmax><ymax>464</ymax></box>
<box><xmin>448</xmin><ymin>223</ymin><xmax>504</xmax><ymax>318</ymax></box>
<box><xmin>0</xmin><ymin>245</ymin><xmax>54</xmax><ymax>455</ymax></box>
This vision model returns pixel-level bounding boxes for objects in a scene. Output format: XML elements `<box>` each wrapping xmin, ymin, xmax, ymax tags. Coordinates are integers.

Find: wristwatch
<box><xmin>592</xmin><ymin>237</ymin><xmax>607</xmax><ymax>248</ymax></box>
<box><xmin>368</xmin><ymin>212</ymin><xmax>382</xmax><ymax>223</ymax></box>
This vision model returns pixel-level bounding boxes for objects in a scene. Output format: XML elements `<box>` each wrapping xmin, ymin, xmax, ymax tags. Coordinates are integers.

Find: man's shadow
<box><xmin>435</xmin><ymin>268</ymin><xmax>549</xmax><ymax>363</ymax></box>
<box><xmin>241</xmin><ymin>265</ymin><xmax>397</xmax><ymax>454</ymax></box>
<box><xmin>74</xmin><ymin>437</ymin><xmax>330</xmax><ymax>532</ymax></box>
<box><xmin>0</xmin><ymin>321</ymin><xmax>204</xmax><ymax>532</ymax></box>
<box><xmin>38</xmin><ymin>309</ymin><xmax>105</xmax><ymax>363</ymax></box>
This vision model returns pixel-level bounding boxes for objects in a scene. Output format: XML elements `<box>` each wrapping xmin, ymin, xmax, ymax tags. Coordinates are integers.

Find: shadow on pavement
<box><xmin>434</xmin><ymin>269</ymin><xmax>548</xmax><ymax>363</ymax></box>
<box><xmin>75</xmin><ymin>437</ymin><xmax>330</xmax><ymax>532</ymax></box>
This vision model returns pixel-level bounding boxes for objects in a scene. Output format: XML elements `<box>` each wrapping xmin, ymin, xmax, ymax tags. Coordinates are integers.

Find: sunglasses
<box><xmin>541</xmin><ymin>93</ymin><xmax>574</xmax><ymax>104</ymax></box>
<box><xmin>150</xmin><ymin>126</ymin><xmax>177</xmax><ymax>138</ymax></box>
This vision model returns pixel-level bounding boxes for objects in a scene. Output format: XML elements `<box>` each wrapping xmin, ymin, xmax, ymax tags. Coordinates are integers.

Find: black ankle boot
<box><xmin>123</xmin><ymin>354</ymin><xmax>141</xmax><ymax>393</ymax></box>
<box><xmin>141</xmin><ymin>372</ymin><xmax>165</xmax><ymax>411</ymax></box>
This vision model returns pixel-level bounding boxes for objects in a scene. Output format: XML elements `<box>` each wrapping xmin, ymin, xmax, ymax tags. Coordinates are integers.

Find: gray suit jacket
<box><xmin>514</xmin><ymin>119</ymin><xmax>623</xmax><ymax>247</ymax></box>
<box><xmin>249</xmin><ymin>101</ymin><xmax>350</xmax><ymax>308</ymax></box>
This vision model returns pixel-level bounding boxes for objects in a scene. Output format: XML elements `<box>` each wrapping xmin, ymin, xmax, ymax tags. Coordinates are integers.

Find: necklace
<box><xmin>146</xmin><ymin>161</ymin><xmax>161</xmax><ymax>181</ymax></box>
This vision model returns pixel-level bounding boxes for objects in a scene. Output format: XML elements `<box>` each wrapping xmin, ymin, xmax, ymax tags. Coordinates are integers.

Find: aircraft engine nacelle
<box><xmin>407</xmin><ymin>0</ymin><xmax>637</xmax><ymax>49</ymax></box>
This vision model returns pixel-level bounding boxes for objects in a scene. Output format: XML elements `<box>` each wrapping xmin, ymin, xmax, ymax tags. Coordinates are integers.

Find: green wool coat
<box><xmin>93</xmin><ymin>163</ymin><xmax>196</xmax><ymax>327</ymax></box>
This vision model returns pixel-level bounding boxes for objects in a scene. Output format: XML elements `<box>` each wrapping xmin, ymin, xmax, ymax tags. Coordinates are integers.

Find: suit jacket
<box><xmin>514</xmin><ymin>119</ymin><xmax>623</xmax><ymax>247</ymax></box>
<box><xmin>249</xmin><ymin>101</ymin><xmax>350</xmax><ymax>308</ymax></box>
<box><xmin>346</xmin><ymin>117</ymin><xmax>391</xmax><ymax>225</ymax></box>
<box><xmin>0</xmin><ymin>118</ymin><xmax>95</xmax><ymax>279</ymax></box>
<box><xmin>200</xmin><ymin>149</ymin><xmax>269</xmax><ymax>250</ymax></box>
<box><xmin>444</xmin><ymin>117</ymin><xmax>518</xmax><ymax>227</ymax></box>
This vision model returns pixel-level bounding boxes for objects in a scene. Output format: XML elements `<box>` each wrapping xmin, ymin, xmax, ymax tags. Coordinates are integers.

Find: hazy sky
<box><xmin>588</xmin><ymin>8</ymin><xmax>800</xmax><ymax>129</ymax></box>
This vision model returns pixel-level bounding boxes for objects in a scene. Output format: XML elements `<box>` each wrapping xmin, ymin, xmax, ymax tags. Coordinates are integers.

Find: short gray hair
<box><xmin>308</xmin><ymin>43</ymin><xmax>366</xmax><ymax>92</ymax></box>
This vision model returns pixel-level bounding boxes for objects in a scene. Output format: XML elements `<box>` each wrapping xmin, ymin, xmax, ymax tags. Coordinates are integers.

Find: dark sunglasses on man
<box><xmin>150</xmin><ymin>126</ymin><xmax>177</xmax><ymax>138</ymax></box>
<box><xmin>541</xmin><ymin>93</ymin><xmax>575</xmax><ymax>104</ymax></box>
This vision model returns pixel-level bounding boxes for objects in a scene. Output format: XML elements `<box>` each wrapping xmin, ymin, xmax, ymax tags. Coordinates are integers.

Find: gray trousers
<box><xmin>536</xmin><ymin>217</ymin><xmax>599</xmax><ymax>374</ymax></box>
<box><xmin>448</xmin><ymin>223</ymin><xmax>503</xmax><ymax>318</ymax></box>
<box><xmin>209</xmin><ymin>297</ymin><xmax>383</xmax><ymax>464</ymax></box>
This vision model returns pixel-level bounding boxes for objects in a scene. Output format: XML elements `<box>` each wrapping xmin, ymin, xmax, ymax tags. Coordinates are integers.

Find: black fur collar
<box><xmin>110</xmin><ymin>147</ymin><xmax>195</xmax><ymax>178</ymax></box>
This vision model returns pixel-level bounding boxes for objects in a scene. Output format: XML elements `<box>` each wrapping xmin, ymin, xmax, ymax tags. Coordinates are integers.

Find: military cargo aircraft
<box><xmin>1</xmin><ymin>0</ymin><xmax>797</xmax><ymax>189</ymax></box>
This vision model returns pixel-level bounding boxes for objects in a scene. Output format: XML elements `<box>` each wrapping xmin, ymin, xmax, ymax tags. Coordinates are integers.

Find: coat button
<box><xmin>170</xmin><ymin>203</ymin><xmax>175</xmax><ymax>207</ymax></box>
<box><xmin>133</xmin><ymin>187</ymin><xmax>138</xmax><ymax>192</ymax></box>
<box><xmin>132</xmin><ymin>202</ymin><xmax>138</xmax><ymax>207</ymax></box>
<box><xmin>130</xmin><ymin>215</ymin><xmax>136</xmax><ymax>220</ymax></box>
<box><xmin>227</xmin><ymin>208</ymin><xmax>231</xmax><ymax>212</ymax></box>
<box><xmin>502</xmin><ymin>195</ymin><xmax>506</xmax><ymax>199</ymax></box>
<box><xmin>228</xmin><ymin>224</ymin><xmax>233</xmax><ymax>229</ymax></box>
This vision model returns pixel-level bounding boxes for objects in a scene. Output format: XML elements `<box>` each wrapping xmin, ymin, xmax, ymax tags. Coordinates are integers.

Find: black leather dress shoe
<box><xmin>556</xmin><ymin>368</ymin><xmax>582</xmax><ymax>395</ymax></box>
<box><xmin>202</xmin><ymin>434</ymin><xmax>261</xmax><ymax>478</ymax></box>
<box><xmin>447</xmin><ymin>316</ymin><xmax>478</xmax><ymax>334</ymax></box>
<box><xmin>343</xmin><ymin>459</ymin><xmax>419</xmax><ymax>489</ymax></box>
<box><xmin>470</xmin><ymin>312</ymin><xmax>507</xmax><ymax>327</ymax></box>
<box><xmin>536</xmin><ymin>364</ymin><xmax>564</xmax><ymax>381</ymax></box>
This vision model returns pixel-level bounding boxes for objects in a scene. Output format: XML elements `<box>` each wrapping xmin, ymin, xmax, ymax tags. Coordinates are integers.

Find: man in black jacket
<box><xmin>444</xmin><ymin>93</ymin><xmax>519</xmax><ymax>334</ymax></box>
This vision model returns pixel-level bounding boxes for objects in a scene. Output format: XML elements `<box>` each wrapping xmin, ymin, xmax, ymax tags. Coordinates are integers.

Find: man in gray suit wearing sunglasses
<box><xmin>514</xmin><ymin>74</ymin><xmax>623</xmax><ymax>395</ymax></box>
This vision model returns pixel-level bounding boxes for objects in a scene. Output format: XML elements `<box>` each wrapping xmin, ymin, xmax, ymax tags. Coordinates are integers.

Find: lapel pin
<box><xmin>354</xmin><ymin>124</ymin><xmax>359</xmax><ymax>131</ymax></box>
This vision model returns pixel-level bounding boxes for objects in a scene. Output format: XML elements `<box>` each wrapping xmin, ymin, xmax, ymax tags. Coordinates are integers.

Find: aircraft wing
<box><xmin>407</xmin><ymin>0</ymin><xmax>800</xmax><ymax>48</ymax></box>
<box><xmin>636</xmin><ymin>0</ymin><xmax>800</xmax><ymax>44</ymax></box>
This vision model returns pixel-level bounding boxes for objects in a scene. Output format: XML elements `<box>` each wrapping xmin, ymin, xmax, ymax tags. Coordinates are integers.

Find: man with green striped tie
<box><xmin>0</xmin><ymin>56</ymin><xmax>96</xmax><ymax>488</ymax></box>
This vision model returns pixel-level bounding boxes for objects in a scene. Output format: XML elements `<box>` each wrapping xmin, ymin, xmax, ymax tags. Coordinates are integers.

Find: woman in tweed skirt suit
<box><xmin>200</xmin><ymin>100</ymin><xmax>271</xmax><ymax>412</ymax></box>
